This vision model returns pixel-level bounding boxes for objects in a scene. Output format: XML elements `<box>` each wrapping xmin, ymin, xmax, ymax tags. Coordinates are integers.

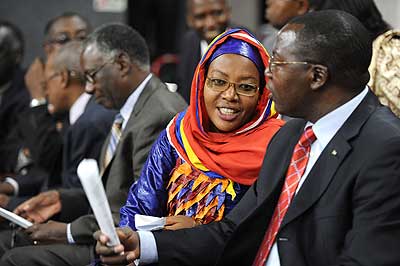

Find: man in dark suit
<box><xmin>0</xmin><ymin>13</ymin><xmax>92</xmax><ymax>208</ymax></box>
<box><xmin>94</xmin><ymin>10</ymin><xmax>400</xmax><ymax>266</ymax></box>
<box><xmin>0</xmin><ymin>41</ymin><xmax>115</xmax><ymax>210</ymax></box>
<box><xmin>0</xmin><ymin>24</ymin><xmax>187</xmax><ymax>266</ymax></box>
<box><xmin>0</xmin><ymin>21</ymin><xmax>30</xmax><ymax>175</ymax></box>
<box><xmin>177</xmin><ymin>0</ymin><xmax>231</xmax><ymax>103</ymax></box>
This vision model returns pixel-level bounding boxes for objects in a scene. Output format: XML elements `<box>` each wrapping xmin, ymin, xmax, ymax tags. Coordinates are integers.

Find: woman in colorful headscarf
<box><xmin>119</xmin><ymin>28</ymin><xmax>284</xmax><ymax>230</ymax></box>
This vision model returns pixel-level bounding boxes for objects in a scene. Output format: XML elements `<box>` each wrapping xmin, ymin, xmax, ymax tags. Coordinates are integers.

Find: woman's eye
<box><xmin>212</xmin><ymin>79</ymin><xmax>227</xmax><ymax>86</ymax></box>
<box><xmin>239</xmin><ymin>84</ymin><xmax>256</xmax><ymax>91</ymax></box>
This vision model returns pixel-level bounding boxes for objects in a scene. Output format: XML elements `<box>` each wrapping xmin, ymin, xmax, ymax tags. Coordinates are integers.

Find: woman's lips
<box><xmin>217</xmin><ymin>107</ymin><xmax>240</xmax><ymax>121</ymax></box>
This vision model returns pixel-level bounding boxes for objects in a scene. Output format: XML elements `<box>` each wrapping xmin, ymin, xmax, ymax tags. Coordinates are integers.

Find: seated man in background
<box><xmin>0</xmin><ymin>23</ymin><xmax>187</xmax><ymax>266</ymax></box>
<box><xmin>0</xmin><ymin>21</ymin><xmax>30</xmax><ymax>177</ymax></box>
<box><xmin>0</xmin><ymin>40</ymin><xmax>115</xmax><ymax>252</ymax></box>
<box><xmin>177</xmin><ymin>0</ymin><xmax>231</xmax><ymax>103</ymax></box>
<box><xmin>0</xmin><ymin>12</ymin><xmax>92</xmax><ymax>209</ymax></box>
<box><xmin>95</xmin><ymin>10</ymin><xmax>400</xmax><ymax>266</ymax></box>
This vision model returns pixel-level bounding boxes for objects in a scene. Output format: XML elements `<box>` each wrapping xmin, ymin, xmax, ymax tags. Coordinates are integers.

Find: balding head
<box><xmin>51</xmin><ymin>40</ymin><xmax>85</xmax><ymax>85</ymax></box>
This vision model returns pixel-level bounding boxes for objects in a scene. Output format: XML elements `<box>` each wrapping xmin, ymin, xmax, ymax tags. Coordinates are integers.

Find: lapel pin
<box><xmin>331</xmin><ymin>149</ymin><xmax>337</xmax><ymax>156</ymax></box>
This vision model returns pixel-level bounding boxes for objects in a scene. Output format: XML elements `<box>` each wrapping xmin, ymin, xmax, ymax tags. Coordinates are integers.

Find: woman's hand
<box><xmin>164</xmin><ymin>215</ymin><xmax>199</xmax><ymax>230</ymax></box>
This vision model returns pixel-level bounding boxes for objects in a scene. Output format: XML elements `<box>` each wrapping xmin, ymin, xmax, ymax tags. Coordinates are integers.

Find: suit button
<box><xmin>278</xmin><ymin>237</ymin><xmax>289</xmax><ymax>241</ymax></box>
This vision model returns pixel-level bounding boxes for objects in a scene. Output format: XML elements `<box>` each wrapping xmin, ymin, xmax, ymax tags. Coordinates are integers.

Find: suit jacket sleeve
<box><xmin>153</xmin><ymin>173</ymin><xmax>262</xmax><ymax>266</ymax></box>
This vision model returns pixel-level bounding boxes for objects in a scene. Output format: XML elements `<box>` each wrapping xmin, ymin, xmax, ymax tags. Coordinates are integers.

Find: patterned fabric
<box><xmin>167</xmin><ymin>159</ymin><xmax>237</xmax><ymax>224</ymax></box>
<box><xmin>102</xmin><ymin>113</ymin><xmax>123</xmax><ymax>172</ymax></box>
<box><xmin>253</xmin><ymin>127</ymin><xmax>316</xmax><ymax>266</ymax></box>
<box><xmin>167</xmin><ymin>28</ymin><xmax>284</xmax><ymax>186</ymax></box>
<box><xmin>368</xmin><ymin>29</ymin><xmax>400</xmax><ymax>117</ymax></box>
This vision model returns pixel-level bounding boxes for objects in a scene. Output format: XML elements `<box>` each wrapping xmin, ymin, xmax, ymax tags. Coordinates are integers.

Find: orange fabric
<box><xmin>167</xmin><ymin>29</ymin><xmax>284</xmax><ymax>185</ymax></box>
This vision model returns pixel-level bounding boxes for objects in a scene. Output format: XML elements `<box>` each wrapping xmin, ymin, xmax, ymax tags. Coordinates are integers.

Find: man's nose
<box><xmin>205</xmin><ymin>14</ymin><xmax>218</xmax><ymax>29</ymax></box>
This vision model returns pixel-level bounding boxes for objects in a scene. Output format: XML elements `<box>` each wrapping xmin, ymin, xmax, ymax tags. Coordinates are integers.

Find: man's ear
<box><xmin>310</xmin><ymin>64</ymin><xmax>328</xmax><ymax>90</ymax></box>
<box><xmin>297</xmin><ymin>0</ymin><xmax>310</xmax><ymax>15</ymax></box>
<box><xmin>60</xmin><ymin>68</ymin><xmax>69</xmax><ymax>89</ymax></box>
<box><xmin>186</xmin><ymin>14</ymin><xmax>194</xmax><ymax>28</ymax></box>
<box><xmin>116</xmin><ymin>52</ymin><xmax>131</xmax><ymax>77</ymax></box>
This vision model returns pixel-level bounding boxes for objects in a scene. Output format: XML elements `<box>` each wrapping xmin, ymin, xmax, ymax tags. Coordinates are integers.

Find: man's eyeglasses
<box><xmin>268</xmin><ymin>57</ymin><xmax>313</xmax><ymax>74</ymax></box>
<box><xmin>84</xmin><ymin>59</ymin><xmax>114</xmax><ymax>84</ymax></box>
<box><xmin>205</xmin><ymin>77</ymin><xmax>259</xmax><ymax>97</ymax></box>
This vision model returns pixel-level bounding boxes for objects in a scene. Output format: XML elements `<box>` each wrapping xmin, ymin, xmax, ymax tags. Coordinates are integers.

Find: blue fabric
<box><xmin>208</xmin><ymin>37</ymin><xmax>265</xmax><ymax>77</ymax></box>
<box><xmin>119</xmin><ymin>130</ymin><xmax>249</xmax><ymax>230</ymax></box>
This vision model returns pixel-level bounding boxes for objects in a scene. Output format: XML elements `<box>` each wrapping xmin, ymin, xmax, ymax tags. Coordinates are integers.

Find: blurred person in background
<box><xmin>0</xmin><ymin>21</ymin><xmax>30</xmax><ymax>177</ymax></box>
<box><xmin>177</xmin><ymin>0</ymin><xmax>232</xmax><ymax>103</ymax></box>
<box><xmin>0</xmin><ymin>13</ymin><xmax>92</xmax><ymax>209</ymax></box>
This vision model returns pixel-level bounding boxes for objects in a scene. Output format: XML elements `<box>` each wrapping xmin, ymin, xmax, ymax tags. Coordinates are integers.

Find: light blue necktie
<box><xmin>102</xmin><ymin>113</ymin><xmax>124</xmax><ymax>172</ymax></box>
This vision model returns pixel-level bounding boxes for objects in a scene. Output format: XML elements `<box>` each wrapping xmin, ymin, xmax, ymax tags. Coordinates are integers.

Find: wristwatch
<box><xmin>30</xmin><ymin>98</ymin><xmax>46</xmax><ymax>108</ymax></box>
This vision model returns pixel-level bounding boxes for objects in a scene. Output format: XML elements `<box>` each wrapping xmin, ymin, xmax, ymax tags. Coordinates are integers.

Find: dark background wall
<box><xmin>0</xmin><ymin>0</ymin><xmax>126</xmax><ymax>68</ymax></box>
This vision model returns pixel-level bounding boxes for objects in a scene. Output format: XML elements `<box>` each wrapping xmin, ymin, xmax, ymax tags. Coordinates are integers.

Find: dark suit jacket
<box><xmin>61</xmin><ymin>96</ymin><xmax>115</xmax><ymax>189</ymax></box>
<box><xmin>0</xmin><ymin>68</ymin><xmax>30</xmax><ymax>172</ymax></box>
<box><xmin>154</xmin><ymin>91</ymin><xmax>400</xmax><ymax>266</ymax></box>
<box><xmin>60</xmin><ymin>75</ymin><xmax>187</xmax><ymax>243</ymax></box>
<box><xmin>177</xmin><ymin>29</ymin><xmax>201</xmax><ymax>104</ymax></box>
<box><xmin>5</xmin><ymin>96</ymin><xmax>114</xmax><ymax>210</ymax></box>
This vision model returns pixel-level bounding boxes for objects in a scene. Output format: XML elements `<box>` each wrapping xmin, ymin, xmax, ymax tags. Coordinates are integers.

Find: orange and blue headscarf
<box><xmin>167</xmin><ymin>28</ymin><xmax>283</xmax><ymax>185</ymax></box>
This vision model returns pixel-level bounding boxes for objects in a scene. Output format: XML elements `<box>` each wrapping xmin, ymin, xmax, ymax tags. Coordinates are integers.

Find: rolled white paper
<box><xmin>77</xmin><ymin>159</ymin><xmax>120</xmax><ymax>246</ymax></box>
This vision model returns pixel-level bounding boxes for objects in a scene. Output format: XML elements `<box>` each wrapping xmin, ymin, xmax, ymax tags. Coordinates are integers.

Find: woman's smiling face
<box><xmin>203</xmin><ymin>53</ymin><xmax>261</xmax><ymax>132</ymax></box>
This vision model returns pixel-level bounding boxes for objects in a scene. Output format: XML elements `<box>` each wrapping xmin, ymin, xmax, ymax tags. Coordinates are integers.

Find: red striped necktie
<box><xmin>253</xmin><ymin>127</ymin><xmax>316</xmax><ymax>266</ymax></box>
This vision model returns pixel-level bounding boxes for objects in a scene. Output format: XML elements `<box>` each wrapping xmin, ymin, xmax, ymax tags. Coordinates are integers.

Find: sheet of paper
<box><xmin>77</xmin><ymin>159</ymin><xmax>120</xmax><ymax>246</ymax></box>
<box><xmin>0</xmin><ymin>207</ymin><xmax>33</xmax><ymax>229</ymax></box>
<box><xmin>135</xmin><ymin>214</ymin><xmax>166</xmax><ymax>231</ymax></box>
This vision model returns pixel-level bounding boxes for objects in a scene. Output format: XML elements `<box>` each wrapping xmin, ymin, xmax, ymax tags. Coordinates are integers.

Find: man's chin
<box><xmin>95</xmin><ymin>98</ymin><xmax>113</xmax><ymax>109</ymax></box>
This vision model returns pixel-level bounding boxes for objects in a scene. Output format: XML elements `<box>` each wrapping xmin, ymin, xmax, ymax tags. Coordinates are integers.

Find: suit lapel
<box><xmin>100</xmin><ymin>76</ymin><xmax>160</xmax><ymax>176</ymax></box>
<box><xmin>280</xmin><ymin>91</ymin><xmax>380</xmax><ymax>229</ymax></box>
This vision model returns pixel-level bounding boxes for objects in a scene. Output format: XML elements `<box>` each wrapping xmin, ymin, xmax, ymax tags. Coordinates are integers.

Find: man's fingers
<box><xmin>96</xmin><ymin>241</ymin><xmax>120</xmax><ymax>256</ymax></box>
<box><xmin>100</xmin><ymin>251</ymin><xmax>138</xmax><ymax>265</ymax></box>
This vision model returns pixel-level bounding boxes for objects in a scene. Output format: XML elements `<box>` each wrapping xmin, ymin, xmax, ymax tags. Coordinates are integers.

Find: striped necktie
<box><xmin>253</xmin><ymin>127</ymin><xmax>316</xmax><ymax>266</ymax></box>
<box><xmin>102</xmin><ymin>113</ymin><xmax>124</xmax><ymax>172</ymax></box>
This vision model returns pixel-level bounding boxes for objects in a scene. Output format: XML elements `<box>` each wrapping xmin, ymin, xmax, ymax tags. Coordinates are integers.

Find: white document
<box><xmin>77</xmin><ymin>159</ymin><xmax>120</xmax><ymax>246</ymax></box>
<box><xmin>135</xmin><ymin>214</ymin><xmax>166</xmax><ymax>231</ymax></box>
<box><xmin>0</xmin><ymin>207</ymin><xmax>32</xmax><ymax>229</ymax></box>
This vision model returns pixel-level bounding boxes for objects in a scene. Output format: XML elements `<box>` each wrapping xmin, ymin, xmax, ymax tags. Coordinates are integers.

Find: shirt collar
<box><xmin>119</xmin><ymin>73</ymin><xmax>152</xmax><ymax>129</ymax></box>
<box><xmin>69</xmin><ymin>92</ymin><xmax>92</xmax><ymax>125</ymax></box>
<box><xmin>200</xmin><ymin>40</ymin><xmax>208</xmax><ymax>57</ymax></box>
<box><xmin>307</xmin><ymin>86</ymin><xmax>369</xmax><ymax>147</ymax></box>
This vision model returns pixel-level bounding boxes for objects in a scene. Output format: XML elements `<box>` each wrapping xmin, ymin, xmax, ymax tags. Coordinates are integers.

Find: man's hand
<box><xmin>25</xmin><ymin>221</ymin><xmax>67</xmax><ymax>244</ymax></box>
<box><xmin>164</xmin><ymin>215</ymin><xmax>198</xmax><ymax>230</ymax></box>
<box><xmin>94</xmin><ymin>227</ymin><xmax>140</xmax><ymax>265</ymax></box>
<box><xmin>14</xmin><ymin>190</ymin><xmax>61</xmax><ymax>223</ymax></box>
<box><xmin>25</xmin><ymin>57</ymin><xmax>46</xmax><ymax>99</ymax></box>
